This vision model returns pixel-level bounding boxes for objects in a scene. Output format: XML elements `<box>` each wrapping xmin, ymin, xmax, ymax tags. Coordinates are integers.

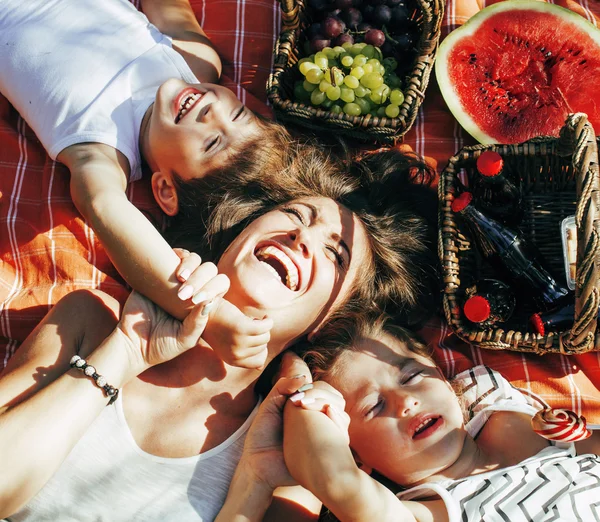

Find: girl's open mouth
<box><xmin>411</xmin><ymin>416</ymin><xmax>443</xmax><ymax>440</ymax></box>
<box><xmin>174</xmin><ymin>88</ymin><xmax>203</xmax><ymax>123</ymax></box>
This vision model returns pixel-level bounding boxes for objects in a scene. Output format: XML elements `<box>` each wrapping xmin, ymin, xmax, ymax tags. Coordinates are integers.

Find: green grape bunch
<box><xmin>294</xmin><ymin>42</ymin><xmax>405</xmax><ymax>117</ymax></box>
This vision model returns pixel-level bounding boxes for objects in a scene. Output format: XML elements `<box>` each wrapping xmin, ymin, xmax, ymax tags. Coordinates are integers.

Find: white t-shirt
<box><xmin>397</xmin><ymin>366</ymin><xmax>600</xmax><ymax>522</ymax></box>
<box><xmin>5</xmin><ymin>391</ymin><xmax>260</xmax><ymax>522</ymax></box>
<box><xmin>0</xmin><ymin>0</ymin><xmax>198</xmax><ymax>182</ymax></box>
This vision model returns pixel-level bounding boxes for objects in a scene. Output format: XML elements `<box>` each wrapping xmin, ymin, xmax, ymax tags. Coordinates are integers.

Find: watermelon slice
<box><xmin>435</xmin><ymin>1</ymin><xmax>600</xmax><ymax>144</ymax></box>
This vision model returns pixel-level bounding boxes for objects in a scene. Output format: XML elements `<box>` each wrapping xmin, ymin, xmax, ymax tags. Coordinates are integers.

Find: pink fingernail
<box><xmin>289</xmin><ymin>392</ymin><xmax>305</xmax><ymax>403</ymax></box>
<box><xmin>179</xmin><ymin>269</ymin><xmax>191</xmax><ymax>282</ymax></box>
<box><xmin>178</xmin><ymin>285</ymin><xmax>193</xmax><ymax>300</ymax></box>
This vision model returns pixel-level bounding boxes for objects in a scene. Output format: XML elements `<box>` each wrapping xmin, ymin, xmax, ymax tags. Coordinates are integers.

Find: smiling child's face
<box><xmin>216</xmin><ymin>197</ymin><xmax>372</xmax><ymax>357</ymax></box>
<box><xmin>327</xmin><ymin>332</ymin><xmax>466</xmax><ymax>487</ymax></box>
<box><xmin>141</xmin><ymin>78</ymin><xmax>261</xmax><ymax>180</ymax></box>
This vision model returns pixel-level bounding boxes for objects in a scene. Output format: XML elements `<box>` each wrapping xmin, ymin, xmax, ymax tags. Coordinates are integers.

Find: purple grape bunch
<box><xmin>303</xmin><ymin>0</ymin><xmax>418</xmax><ymax>60</ymax></box>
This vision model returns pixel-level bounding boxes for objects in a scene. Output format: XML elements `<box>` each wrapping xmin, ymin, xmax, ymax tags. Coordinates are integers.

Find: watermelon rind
<box><xmin>435</xmin><ymin>0</ymin><xmax>600</xmax><ymax>145</ymax></box>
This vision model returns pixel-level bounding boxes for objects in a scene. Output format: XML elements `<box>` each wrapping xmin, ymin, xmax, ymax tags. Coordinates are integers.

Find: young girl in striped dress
<box><xmin>281</xmin><ymin>312</ymin><xmax>600</xmax><ymax>522</ymax></box>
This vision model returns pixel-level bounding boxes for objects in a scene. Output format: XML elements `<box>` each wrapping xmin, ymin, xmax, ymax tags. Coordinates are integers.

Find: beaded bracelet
<box><xmin>70</xmin><ymin>355</ymin><xmax>119</xmax><ymax>405</ymax></box>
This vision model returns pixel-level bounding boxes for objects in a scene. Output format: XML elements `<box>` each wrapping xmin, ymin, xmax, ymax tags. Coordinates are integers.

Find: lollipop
<box><xmin>531</xmin><ymin>408</ymin><xmax>591</xmax><ymax>442</ymax></box>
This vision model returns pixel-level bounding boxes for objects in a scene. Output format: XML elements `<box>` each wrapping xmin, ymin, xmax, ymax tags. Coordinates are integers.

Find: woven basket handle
<box><xmin>557</xmin><ymin>113</ymin><xmax>600</xmax><ymax>353</ymax></box>
<box><xmin>279</xmin><ymin>0</ymin><xmax>301</xmax><ymax>31</ymax></box>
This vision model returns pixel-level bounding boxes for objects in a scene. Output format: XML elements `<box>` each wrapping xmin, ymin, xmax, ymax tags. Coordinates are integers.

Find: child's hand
<box><xmin>173</xmin><ymin>248</ymin><xmax>273</xmax><ymax>369</ymax></box>
<box><xmin>283</xmin><ymin>380</ymin><xmax>356</xmax><ymax>498</ymax></box>
<box><xmin>288</xmin><ymin>381</ymin><xmax>351</xmax><ymax>444</ymax></box>
<box><xmin>202</xmin><ymin>299</ymin><xmax>273</xmax><ymax>369</ymax></box>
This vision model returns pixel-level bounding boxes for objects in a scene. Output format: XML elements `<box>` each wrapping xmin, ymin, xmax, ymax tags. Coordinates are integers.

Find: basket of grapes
<box><xmin>267</xmin><ymin>0</ymin><xmax>444</xmax><ymax>143</ymax></box>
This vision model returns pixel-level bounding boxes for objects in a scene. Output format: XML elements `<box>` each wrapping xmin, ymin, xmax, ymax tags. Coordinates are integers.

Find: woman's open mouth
<box><xmin>254</xmin><ymin>244</ymin><xmax>300</xmax><ymax>291</ymax></box>
<box><xmin>174</xmin><ymin>88</ymin><xmax>203</xmax><ymax>123</ymax></box>
<box><xmin>411</xmin><ymin>416</ymin><xmax>443</xmax><ymax>441</ymax></box>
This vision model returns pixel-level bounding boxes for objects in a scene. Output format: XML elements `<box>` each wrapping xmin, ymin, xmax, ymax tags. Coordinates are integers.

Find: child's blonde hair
<box><xmin>299</xmin><ymin>310</ymin><xmax>434</xmax><ymax>383</ymax></box>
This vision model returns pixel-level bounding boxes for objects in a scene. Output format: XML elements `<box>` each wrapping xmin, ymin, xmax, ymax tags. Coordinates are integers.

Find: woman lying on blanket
<box><xmin>0</xmin><ymin>0</ymin><xmax>306</xmax><ymax>362</ymax></box>
<box><xmin>289</xmin><ymin>312</ymin><xmax>600</xmax><ymax>522</ymax></box>
<box><xmin>230</xmin><ymin>311</ymin><xmax>600</xmax><ymax>522</ymax></box>
<box><xmin>0</xmin><ymin>145</ymin><xmax>439</xmax><ymax>521</ymax></box>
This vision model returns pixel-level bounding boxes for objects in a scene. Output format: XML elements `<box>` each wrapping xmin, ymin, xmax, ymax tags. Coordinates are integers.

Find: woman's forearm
<box><xmin>215</xmin><ymin>461</ymin><xmax>274</xmax><ymax>522</ymax></box>
<box><xmin>0</xmin><ymin>330</ymin><xmax>139</xmax><ymax>518</ymax></box>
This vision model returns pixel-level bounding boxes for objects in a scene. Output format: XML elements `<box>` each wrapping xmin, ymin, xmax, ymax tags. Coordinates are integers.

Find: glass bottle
<box><xmin>463</xmin><ymin>278</ymin><xmax>516</xmax><ymax>328</ymax></box>
<box><xmin>471</xmin><ymin>150</ymin><xmax>523</xmax><ymax>226</ymax></box>
<box><xmin>452</xmin><ymin>192</ymin><xmax>570</xmax><ymax>311</ymax></box>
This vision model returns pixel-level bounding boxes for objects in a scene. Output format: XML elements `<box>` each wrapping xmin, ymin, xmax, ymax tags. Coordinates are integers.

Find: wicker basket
<box><xmin>267</xmin><ymin>0</ymin><xmax>444</xmax><ymax>143</ymax></box>
<box><xmin>439</xmin><ymin>113</ymin><xmax>600</xmax><ymax>355</ymax></box>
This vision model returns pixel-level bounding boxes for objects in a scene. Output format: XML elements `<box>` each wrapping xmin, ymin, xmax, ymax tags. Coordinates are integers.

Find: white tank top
<box><xmin>6</xmin><ymin>392</ymin><xmax>259</xmax><ymax>522</ymax></box>
<box><xmin>0</xmin><ymin>0</ymin><xmax>197</xmax><ymax>182</ymax></box>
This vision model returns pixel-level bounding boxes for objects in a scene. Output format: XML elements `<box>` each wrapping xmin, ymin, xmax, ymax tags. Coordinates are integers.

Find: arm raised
<box><xmin>283</xmin><ymin>385</ymin><xmax>424</xmax><ymax>522</ymax></box>
<box><xmin>142</xmin><ymin>0</ymin><xmax>222</xmax><ymax>83</ymax></box>
<box><xmin>0</xmin><ymin>289</ymin><xmax>218</xmax><ymax>517</ymax></box>
<box><xmin>67</xmin><ymin>145</ymin><xmax>190</xmax><ymax>322</ymax></box>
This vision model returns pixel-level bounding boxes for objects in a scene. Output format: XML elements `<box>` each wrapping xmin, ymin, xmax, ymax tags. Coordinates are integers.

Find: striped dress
<box><xmin>397</xmin><ymin>366</ymin><xmax>600</xmax><ymax>522</ymax></box>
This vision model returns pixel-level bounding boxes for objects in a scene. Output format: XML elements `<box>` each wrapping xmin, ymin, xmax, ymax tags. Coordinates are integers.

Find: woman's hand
<box><xmin>237</xmin><ymin>352</ymin><xmax>312</xmax><ymax>492</ymax></box>
<box><xmin>283</xmin><ymin>380</ymin><xmax>355</xmax><ymax>500</ymax></box>
<box><xmin>117</xmin><ymin>276</ymin><xmax>227</xmax><ymax>372</ymax></box>
<box><xmin>287</xmin><ymin>381</ymin><xmax>351</xmax><ymax>444</ymax></box>
<box><xmin>175</xmin><ymin>249</ymin><xmax>273</xmax><ymax>369</ymax></box>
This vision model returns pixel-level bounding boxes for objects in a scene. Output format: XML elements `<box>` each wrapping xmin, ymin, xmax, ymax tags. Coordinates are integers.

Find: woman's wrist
<box><xmin>215</xmin><ymin>459</ymin><xmax>275</xmax><ymax>522</ymax></box>
<box><xmin>84</xmin><ymin>328</ymin><xmax>146</xmax><ymax>390</ymax></box>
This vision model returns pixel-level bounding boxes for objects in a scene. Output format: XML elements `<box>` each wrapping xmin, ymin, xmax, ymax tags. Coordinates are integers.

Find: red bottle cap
<box><xmin>451</xmin><ymin>192</ymin><xmax>473</xmax><ymax>213</ymax></box>
<box><xmin>464</xmin><ymin>295</ymin><xmax>491</xmax><ymax>323</ymax></box>
<box><xmin>530</xmin><ymin>313</ymin><xmax>545</xmax><ymax>336</ymax></box>
<box><xmin>477</xmin><ymin>151</ymin><xmax>504</xmax><ymax>177</ymax></box>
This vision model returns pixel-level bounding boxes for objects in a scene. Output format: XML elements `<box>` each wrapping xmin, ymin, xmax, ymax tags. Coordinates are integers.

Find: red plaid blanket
<box><xmin>1</xmin><ymin>0</ymin><xmax>600</xmax><ymax>420</ymax></box>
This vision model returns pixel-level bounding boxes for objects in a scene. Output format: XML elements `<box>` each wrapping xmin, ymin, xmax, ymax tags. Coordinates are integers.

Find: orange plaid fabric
<box><xmin>1</xmin><ymin>0</ymin><xmax>600</xmax><ymax>420</ymax></box>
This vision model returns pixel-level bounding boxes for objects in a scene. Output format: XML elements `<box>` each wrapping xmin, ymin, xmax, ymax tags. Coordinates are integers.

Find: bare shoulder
<box><xmin>478</xmin><ymin>411</ymin><xmax>549</xmax><ymax>465</ymax></box>
<box><xmin>59</xmin><ymin>143</ymin><xmax>131</xmax><ymax>214</ymax></box>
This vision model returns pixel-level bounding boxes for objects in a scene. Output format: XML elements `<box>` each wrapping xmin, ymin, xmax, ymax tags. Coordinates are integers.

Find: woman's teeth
<box><xmin>255</xmin><ymin>245</ymin><xmax>299</xmax><ymax>291</ymax></box>
<box><xmin>175</xmin><ymin>93</ymin><xmax>201</xmax><ymax>123</ymax></box>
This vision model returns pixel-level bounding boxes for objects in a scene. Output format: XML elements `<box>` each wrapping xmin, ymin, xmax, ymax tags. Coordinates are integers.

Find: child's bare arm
<box><xmin>67</xmin><ymin>146</ymin><xmax>190</xmax><ymax>321</ymax></box>
<box><xmin>283</xmin><ymin>385</ymin><xmax>424</xmax><ymax>522</ymax></box>
<box><xmin>141</xmin><ymin>0</ymin><xmax>222</xmax><ymax>83</ymax></box>
<box><xmin>65</xmin><ymin>146</ymin><xmax>272</xmax><ymax>368</ymax></box>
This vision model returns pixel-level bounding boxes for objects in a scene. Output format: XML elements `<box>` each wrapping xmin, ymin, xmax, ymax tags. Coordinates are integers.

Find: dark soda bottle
<box><xmin>530</xmin><ymin>303</ymin><xmax>598</xmax><ymax>336</ymax></box>
<box><xmin>471</xmin><ymin>151</ymin><xmax>523</xmax><ymax>225</ymax></box>
<box><xmin>451</xmin><ymin>192</ymin><xmax>570</xmax><ymax>311</ymax></box>
<box><xmin>463</xmin><ymin>279</ymin><xmax>516</xmax><ymax>328</ymax></box>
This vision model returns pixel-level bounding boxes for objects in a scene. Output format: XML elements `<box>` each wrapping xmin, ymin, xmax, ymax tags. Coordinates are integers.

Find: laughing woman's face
<box><xmin>217</xmin><ymin>196</ymin><xmax>372</xmax><ymax>355</ymax></box>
